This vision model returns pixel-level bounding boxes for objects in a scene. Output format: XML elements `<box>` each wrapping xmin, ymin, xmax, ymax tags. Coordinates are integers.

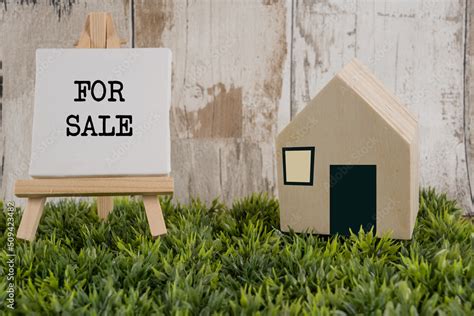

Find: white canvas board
<box><xmin>29</xmin><ymin>48</ymin><xmax>172</xmax><ymax>177</ymax></box>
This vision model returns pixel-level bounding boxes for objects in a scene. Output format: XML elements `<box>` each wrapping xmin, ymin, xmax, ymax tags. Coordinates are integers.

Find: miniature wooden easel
<box><xmin>15</xmin><ymin>12</ymin><xmax>173</xmax><ymax>241</ymax></box>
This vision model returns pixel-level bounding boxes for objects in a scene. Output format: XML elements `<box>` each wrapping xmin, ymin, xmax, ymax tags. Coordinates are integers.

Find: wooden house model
<box><xmin>276</xmin><ymin>59</ymin><xmax>419</xmax><ymax>240</ymax></box>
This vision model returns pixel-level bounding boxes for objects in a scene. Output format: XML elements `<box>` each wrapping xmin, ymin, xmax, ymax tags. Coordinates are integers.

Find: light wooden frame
<box><xmin>15</xmin><ymin>12</ymin><xmax>173</xmax><ymax>241</ymax></box>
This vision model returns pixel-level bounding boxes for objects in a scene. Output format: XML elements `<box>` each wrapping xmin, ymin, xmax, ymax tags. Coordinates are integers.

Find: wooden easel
<box><xmin>15</xmin><ymin>12</ymin><xmax>173</xmax><ymax>241</ymax></box>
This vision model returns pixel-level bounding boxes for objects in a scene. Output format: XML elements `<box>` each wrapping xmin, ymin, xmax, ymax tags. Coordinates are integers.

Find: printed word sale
<box><xmin>66</xmin><ymin>80</ymin><xmax>133</xmax><ymax>137</ymax></box>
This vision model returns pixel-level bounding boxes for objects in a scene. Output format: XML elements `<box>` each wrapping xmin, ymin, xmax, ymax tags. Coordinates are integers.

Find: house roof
<box><xmin>279</xmin><ymin>59</ymin><xmax>418</xmax><ymax>144</ymax></box>
<box><xmin>335</xmin><ymin>59</ymin><xmax>418</xmax><ymax>143</ymax></box>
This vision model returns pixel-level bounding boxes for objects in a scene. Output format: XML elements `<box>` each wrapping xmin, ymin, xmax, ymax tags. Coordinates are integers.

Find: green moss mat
<box><xmin>0</xmin><ymin>189</ymin><xmax>473</xmax><ymax>314</ymax></box>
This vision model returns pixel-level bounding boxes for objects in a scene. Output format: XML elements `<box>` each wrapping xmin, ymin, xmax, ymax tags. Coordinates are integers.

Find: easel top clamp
<box><xmin>15</xmin><ymin>12</ymin><xmax>174</xmax><ymax>241</ymax></box>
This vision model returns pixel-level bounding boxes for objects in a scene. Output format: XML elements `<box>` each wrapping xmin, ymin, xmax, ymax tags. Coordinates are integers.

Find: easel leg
<box><xmin>97</xmin><ymin>196</ymin><xmax>114</xmax><ymax>219</ymax></box>
<box><xmin>142</xmin><ymin>195</ymin><xmax>167</xmax><ymax>237</ymax></box>
<box><xmin>17</xmin><ymin>197</ymin><xmax>46</xmax><ymax>241</ymax></box>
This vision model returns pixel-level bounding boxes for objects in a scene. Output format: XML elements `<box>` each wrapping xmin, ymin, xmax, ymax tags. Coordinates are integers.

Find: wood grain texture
<box><xmin>16</xmin><ymin>197</ymin><xmax>46</xmax><ymax>241</ymax></box>
<box><xmin>89</xmin><ymin>12</ymin><xmax>107</xmax><ymax>48</ymax></box>
<box><xmin>97</xmin><ymin>196</ymin><xmax>114</xmax><ymax>219</ymax></box>
<box><xmin>0</xmin><ymin>1</ymin><xmax>132</xmax><ymax>206</ymax></box>
<box><xmin>0</xmin><ymin>48</ymin><xmax>3</xmax><ymax>188</ymax></box>
<box><xmin>465</xmin><ymin>0</ymin><xmax>474</xmax><ymax>212</ymax></box>
<box><xmin>142</xmin><ymin>195</ymin><xmax>167</xmax><ymax>237</ymax></box>
<box><xmin>14</xmin><ymin>176</ymin><xmax>173</xmax><ymax>197</ymax></box>
<box><xmin>292</xmin><ymin>0</ymin><xmax>472</xmax><ymax>213</ymax></box>
<box><xmin>134</xmin><ymin>0</ymin><xmax>292</xmax><ymax>204</ymax></box>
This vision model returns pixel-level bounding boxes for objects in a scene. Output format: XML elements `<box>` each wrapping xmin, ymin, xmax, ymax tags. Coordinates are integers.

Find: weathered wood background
<box><xmin>0</xmin><ymin>0</ymin><xmax>472</xmax><ymax>214</ymax></box>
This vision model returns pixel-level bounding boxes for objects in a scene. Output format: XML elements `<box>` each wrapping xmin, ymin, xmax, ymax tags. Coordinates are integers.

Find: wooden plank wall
<box><xmin>134</xmin><ymin>0</ymin><xmax>292</xmax><ymax>203</ymax></box>
<box><xmin>0</xmin><ymin>46</ymin><xmax>3</xmax><ymax>188</ymax></box>
<box><xmin>292</xmin><ymin>0</ymin><xmax>472</xmax><ymax>214</ymax></box>
<box><xmin>465</xmin><ymin>0</ymin><xmax>474</xmax><ymax>213</ymax></box>
<box><xmin>0</xmin><ymin>0</ymin><xmax>472</xmax><ymax>214</ymax></box>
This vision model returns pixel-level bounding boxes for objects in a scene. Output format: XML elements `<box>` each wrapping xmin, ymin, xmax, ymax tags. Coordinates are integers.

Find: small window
<box><xmin>282</xmin><ymin>147</ymin><xmax>315</xmax><ymax>186</ymax></box>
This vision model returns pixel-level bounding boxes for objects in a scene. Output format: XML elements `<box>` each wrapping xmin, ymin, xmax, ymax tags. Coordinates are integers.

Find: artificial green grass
<box><xmin>0</xmin><ymin>189</ymin><xmax>473</xmax><ymax>315</ymax></box>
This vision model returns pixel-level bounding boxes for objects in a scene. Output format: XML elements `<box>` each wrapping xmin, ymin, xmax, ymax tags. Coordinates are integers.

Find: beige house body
<box><xmin>276</xmin><ymin>59</ymin><xmax>419</xmax><ymax>240</ymax></box>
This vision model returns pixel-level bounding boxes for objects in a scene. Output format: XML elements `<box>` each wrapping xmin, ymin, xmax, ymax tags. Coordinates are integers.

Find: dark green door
<box><xmin>330</xmin><ymin>165</ymin><xmax>376</xmax><ymax>235</ymax></box>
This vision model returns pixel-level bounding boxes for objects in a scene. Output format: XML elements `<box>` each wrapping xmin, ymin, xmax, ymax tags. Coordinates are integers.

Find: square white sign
<box><xmin>29</xmin><ymin>48</ymin><xmax>172</xmax><ymax>177</ymax></box>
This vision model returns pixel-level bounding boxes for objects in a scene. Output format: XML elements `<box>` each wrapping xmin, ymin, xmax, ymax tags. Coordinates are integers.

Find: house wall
<box><xmin>277</xmin><ymin>76</ymin><xmax>416</xmax><ymax>239</ymax></box>
<box><xmin>0</xmin><ymin>0</ymin><xmax>472</xmax><ymax>214</ymax></box>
